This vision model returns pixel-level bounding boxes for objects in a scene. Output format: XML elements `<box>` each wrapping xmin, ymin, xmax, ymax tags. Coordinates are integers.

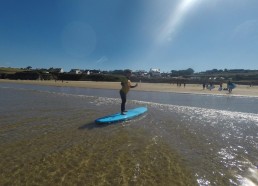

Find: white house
<box><xmin>149</xmin><ymin>68</ymin><xmax>161</xmax><ymax>77</ymax></box>
<box><xmin>70</xmin><ymin>69</ymin><xmax>82</xmax><ymax>74</ymax></box>
<box><xmin>51</xmin><ymin>68</ymin><xmax>64</xmax><ymax>73</ymax></box>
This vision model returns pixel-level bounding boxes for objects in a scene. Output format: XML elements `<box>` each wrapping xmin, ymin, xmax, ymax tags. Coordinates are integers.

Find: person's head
<box><xmin>124</xmin><ymin>69</ymin><xmax>132</xmax><ymax>78</ymax></box>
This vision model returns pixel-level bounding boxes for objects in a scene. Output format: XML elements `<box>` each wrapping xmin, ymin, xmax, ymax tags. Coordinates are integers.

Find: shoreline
<box><xmin>1</xmin><ymin>79</ymin><xmax>258</xmax><ymax>98</ymax></box>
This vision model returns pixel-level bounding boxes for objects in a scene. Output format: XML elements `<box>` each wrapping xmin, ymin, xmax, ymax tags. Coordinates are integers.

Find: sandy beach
<box><xmin>1</xmin><ymin>79</ymin><xmax>258</xmax><ymax>97</ymax></box>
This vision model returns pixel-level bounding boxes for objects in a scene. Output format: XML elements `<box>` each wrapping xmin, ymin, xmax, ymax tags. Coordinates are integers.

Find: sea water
<box><xmin>0</xmin><ymin>82</ymin><xmax>258</xmax><ymax>185</ymax></box>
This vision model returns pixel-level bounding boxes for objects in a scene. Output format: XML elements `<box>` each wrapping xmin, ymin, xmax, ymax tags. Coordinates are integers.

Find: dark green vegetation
<box><xmin>1</xmin><ymin>67</ymin><xmax>258</xmax><ymax>85</ymax></box>
<box><xmin>0</xmin><ymin>67</ymin><xmax>124</xmax><ymax>82</ymax></box>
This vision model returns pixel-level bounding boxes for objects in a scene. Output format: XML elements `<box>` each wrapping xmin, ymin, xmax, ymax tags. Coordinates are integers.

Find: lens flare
<box><xmin>157</xmin><ymin>0</ymin><xmax>199</xmax><ymax>43</ymax></box>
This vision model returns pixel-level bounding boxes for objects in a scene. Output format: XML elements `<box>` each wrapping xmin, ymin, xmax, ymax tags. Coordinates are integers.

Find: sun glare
<box><xmin>157</xmin><ymin>0</ymin><xmax>199</xmax><ymax>43</ymax></box>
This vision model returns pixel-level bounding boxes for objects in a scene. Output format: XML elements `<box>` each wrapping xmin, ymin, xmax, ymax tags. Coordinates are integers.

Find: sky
<box><xmin>0</xmin><ymin>0</ymin><xmax>258</xmax><ymax>72</ymax></box>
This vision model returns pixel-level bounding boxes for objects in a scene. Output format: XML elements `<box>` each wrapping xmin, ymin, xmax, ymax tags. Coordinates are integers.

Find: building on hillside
<box><xmin>149</xmin><ymin>68</ymin><xmax>161</xmax><ymax>77</ymax></box>
<box><xmin>70</xmin><ymin>69</ymin><xmax>82</xmax><ymax>74</ymax></box>
<box><xmin>134</xmin><ymin>70</ymin><xmax>148</xmax><ymax>77</ymax></box>
<box><xmin>48</xmin><ymin>68</ymin><xmax>64</xmax><ymax>73</ymax></box>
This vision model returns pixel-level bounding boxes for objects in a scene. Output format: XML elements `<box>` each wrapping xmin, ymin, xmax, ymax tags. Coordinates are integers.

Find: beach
<box><xmin>0</xmin><ymin>83</ymin><xmax>197</xmax><ymax>185</ymax></box>
<box><xmin>1</xmin><ymin>79</ymin><xmax>258</xmax><ymax>97</ymax></box>
<box><xmin>1</xmin><ymin>80</ymin><xmax>258</xmax><ymax>185</ymax></box>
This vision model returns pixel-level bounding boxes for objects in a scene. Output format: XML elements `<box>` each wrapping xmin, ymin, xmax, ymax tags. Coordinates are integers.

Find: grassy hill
<box><xmin>0</xmin><ymin>67</ymin><xmax>25</xmax><ymax>74</ymax></box>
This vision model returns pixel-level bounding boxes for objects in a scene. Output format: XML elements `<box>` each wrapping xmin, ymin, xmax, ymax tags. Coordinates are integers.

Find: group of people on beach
<box><xmin>202</xmin><ymin>81</ymin><xmax>235</xmax><ymax>93</ymax></box>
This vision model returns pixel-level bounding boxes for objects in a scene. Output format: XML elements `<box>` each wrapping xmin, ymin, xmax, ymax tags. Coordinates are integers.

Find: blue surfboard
<box><xmin>95</xmin><ymin>107</ymin><xmax>148</xmax><ymax>124</ymax></box>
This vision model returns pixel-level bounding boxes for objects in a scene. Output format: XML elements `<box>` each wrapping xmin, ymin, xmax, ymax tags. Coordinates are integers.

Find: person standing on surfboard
<box><xmin>120</xmin><ymin>69</ymin><xmax>138</xmax><ymax>115</ymax></box>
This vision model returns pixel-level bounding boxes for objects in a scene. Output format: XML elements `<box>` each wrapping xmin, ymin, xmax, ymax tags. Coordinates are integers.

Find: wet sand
<box><xmin>1</xmin><ymin>79</ymin><xmax>258</xmax><ymax>97</ymax></box>
<box><xmin>0</xmin><ymin>87</ymin><xmax>197</xmax><ymax>185</ymax></box>
<box><xmin>1</xmin><ymin>80</ymin><xmax>258</xmax><ymax>185</ymax></box>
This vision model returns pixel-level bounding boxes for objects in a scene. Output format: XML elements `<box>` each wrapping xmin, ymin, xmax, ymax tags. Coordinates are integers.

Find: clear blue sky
<box><xmin>1</xmin><ymin>0</ymin><xmax>258</xmax><ymax>72</ymax></box>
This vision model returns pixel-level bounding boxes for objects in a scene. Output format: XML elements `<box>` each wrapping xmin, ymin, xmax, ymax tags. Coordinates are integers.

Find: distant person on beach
<box><xmin>202</xmin><ymin>83</ymin><xmax>205</xmax><ymax>90</ymax></box>
<box><xmin>218</xmin><ymin>82</ymin><xmax>223</xmax><ymax>91</ymax></box>
<box><xmin>227</xmin><ymin>81</ymin><xmax>233</xmax><ymax>93</ymax></box>
<box><xmin>120</xmin><ymin>69</ymin><xmax>138</xmax><ymax>115</ymax></box>
<box><xmin>208</xmin><ymin>82</ymin><xmax>214</xmax><ymax>91</ymax></box>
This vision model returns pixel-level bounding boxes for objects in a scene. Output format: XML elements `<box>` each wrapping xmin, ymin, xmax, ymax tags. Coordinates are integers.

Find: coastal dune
<box><xmin>1</xmin><ymin>79</ymin><xmax>258</xmax><ymax>97</ymax></box>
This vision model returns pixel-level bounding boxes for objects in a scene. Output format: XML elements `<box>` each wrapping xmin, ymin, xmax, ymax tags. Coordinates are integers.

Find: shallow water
<box><xmin>1</xmin><ymin>83</ymin><xmax>258</xmax><ymax>185</ymax></box>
